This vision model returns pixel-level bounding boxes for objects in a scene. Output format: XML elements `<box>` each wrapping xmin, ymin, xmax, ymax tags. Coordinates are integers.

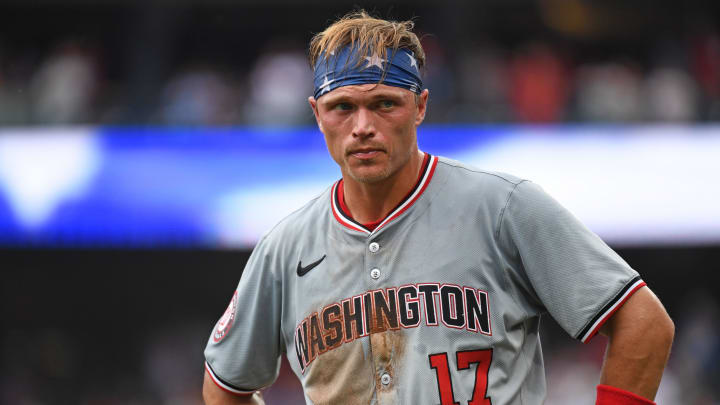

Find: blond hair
<box><xmin>308</xmin><ymin>10</ymin><xmax>425</xmax><ymax>73</ymax></box>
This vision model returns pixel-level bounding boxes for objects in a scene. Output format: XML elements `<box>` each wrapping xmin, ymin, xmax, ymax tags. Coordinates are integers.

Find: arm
<box><xmin>203</xmin><ymin>370</ymin><xmax>265</xmax><ymax>405</ymax></box>
<box><xmin>203</xmin><ymin>234</ymin><xmax>284</xmax><ymax>405</ymax></box>
<box><xmin>598</xmin><ymin>286</ymin><xmax>674</xmax><ymax>401</ymax></box>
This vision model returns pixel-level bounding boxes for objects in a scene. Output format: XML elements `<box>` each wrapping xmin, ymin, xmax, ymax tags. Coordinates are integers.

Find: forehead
<box><xmin>319</xmin><ymin>83</ymin><xmax>412</xmax><ymax>103</ymax></box>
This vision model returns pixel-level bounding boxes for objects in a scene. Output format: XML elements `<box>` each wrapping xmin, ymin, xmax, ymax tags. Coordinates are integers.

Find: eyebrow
<box><xmin>367</xmin><ymin>91</ymin><xmax>404</xmax><ymax>100</ymax></box>
<box><xmin>321</xmin><ymin>90</ymin><xmax>405</xmax><ymax>105</ymax></box>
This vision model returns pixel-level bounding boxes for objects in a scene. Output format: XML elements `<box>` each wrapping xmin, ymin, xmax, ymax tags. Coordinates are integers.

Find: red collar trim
<box><xmin>331</xmin><ymin>153</ymin><xmax>438</xmax><ymax>234</ymax></box>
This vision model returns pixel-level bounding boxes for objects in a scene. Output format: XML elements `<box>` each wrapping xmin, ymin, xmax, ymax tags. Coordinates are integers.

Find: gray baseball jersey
<box><xmin>204</xmin><ymin>154</ymin><xmax>645</xmax><ymax>405</ymax></box>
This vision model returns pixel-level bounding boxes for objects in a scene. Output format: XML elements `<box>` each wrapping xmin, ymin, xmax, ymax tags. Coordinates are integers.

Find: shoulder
<box><xmin>434</xmin><ymin>155</ymin><xmax>528</xmax><ymax>200</ymax></box>
<box><xmin>426</xmin><ymin>155</ymin><xmax>537</xmax><ymax>236</ymax></box>
<box><xmin>256</xmin><ymin>184</ymin><xmax>332</xmax><ymax>249</ymax></box>
<box><xmin>235</xmin><ymin>185</ymin><xmax>332</xmax><ymax>282</ymax></box>
<box><xmin>436</xmin><ymin>156</ymin><xmax>525</xmax><ymax>187</ymax></box>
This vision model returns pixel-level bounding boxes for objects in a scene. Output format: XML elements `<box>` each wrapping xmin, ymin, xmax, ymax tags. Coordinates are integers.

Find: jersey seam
<box><xmin>493</xmin><ymin>180</ymin><xmax>532</xmax><ymax>324</ymax></box>
<box><xmin>519</xmin><ymin>321</ymin><xmax>527</xmax><ymax>404</ymax></box>
<box><xmin>495</xmin><ymin>180</ymin><xmax>528</xmax><ymax>240</ymax></box>
<box><xmin>437</xmin><ymin>159</ymin><xmax>526</xmax><ymax>186</ymax></box>
<box><xmin>277</xmin><ymin>274</ymin><xmax>287</xmax><ymax>355</ymax></box>
<box><xmin>254</xmin><ymin>187</ymin><xmax>327</xmax><ymax>351</ymax></box>
<box><xmin>247</xmin><ymin>234</ymin><xmax>285</xmax><ymax>343</ymax></box>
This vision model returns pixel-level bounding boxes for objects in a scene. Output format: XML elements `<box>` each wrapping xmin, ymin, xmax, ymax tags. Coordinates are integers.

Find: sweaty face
<box><xmin>310</xmin><ymin>84</ymin><xmax>428</xmax><ymax>184</ymax></box>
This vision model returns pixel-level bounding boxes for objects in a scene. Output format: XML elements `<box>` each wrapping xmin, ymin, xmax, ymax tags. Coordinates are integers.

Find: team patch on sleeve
<box><xmin>576</xmin><ymin>276</ymin><xmax>646</xmax><ymax>343</ymax></box>
<box><xmin>213</xmin><ymin>290</ymin><xmax>238</xmax><ymax>343</ymax></box>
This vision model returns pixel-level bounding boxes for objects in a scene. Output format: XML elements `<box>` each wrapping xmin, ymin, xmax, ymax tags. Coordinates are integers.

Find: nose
<box><xmin>352</xmin><ymin>107</ymin><xmax>375</xmax><ymax>138</ymax></box>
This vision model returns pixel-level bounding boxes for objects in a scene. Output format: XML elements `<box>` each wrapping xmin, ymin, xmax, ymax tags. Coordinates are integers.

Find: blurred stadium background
<box><xmin>1</xmin><ymin>0</ymin><xmax>719</xmax><ymax>404</ymax></box>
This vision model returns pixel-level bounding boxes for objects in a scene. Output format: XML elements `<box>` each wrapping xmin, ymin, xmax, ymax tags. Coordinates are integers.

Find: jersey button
<box><xmin>370</xmin><ymin>268</ymin><xmax>381</xmax><ymax>279</ymax></box>
<box><xmin>368</xmin><ymin>242</ymin><xmax>380</xmax><ymax>253</ymax></box>
<box><xmin>380</xmin><ymin>372</ymin><xmax>391</xmax><ymax>385</ymax></box>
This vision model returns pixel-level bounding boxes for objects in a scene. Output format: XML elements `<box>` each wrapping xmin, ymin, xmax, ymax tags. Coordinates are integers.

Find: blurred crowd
<box><xmin>0</xmin><ymin>29</ymin><xmax>718</xmax><ymax>127</ymax></box>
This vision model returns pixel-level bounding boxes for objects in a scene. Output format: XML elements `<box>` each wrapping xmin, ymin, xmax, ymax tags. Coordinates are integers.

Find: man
<box><xmin>203</xmin><ymin>11</ymin><xmax>674</xmax><ymax>405</ymax></box>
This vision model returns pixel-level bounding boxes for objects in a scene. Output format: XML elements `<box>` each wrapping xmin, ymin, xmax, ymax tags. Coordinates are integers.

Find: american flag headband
<box><xmin>312</xmin><ymin>46</ymin><xmax>423</xmax><ymax>99</ymax></box>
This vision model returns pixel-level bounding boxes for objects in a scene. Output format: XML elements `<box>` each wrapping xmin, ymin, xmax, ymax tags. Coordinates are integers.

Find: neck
<box><xmin>342</xmin><ymin>150</ymin><xmax>425</xmax><ymax>225</ymax></box>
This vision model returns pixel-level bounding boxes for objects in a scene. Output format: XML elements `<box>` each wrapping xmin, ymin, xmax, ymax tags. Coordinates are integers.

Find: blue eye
<box><xmin>334</xmin><ymin>103</ymin><xmax>353</xmax><ymax>111</ymax></box>
<box><xmin>379</xmin><ymin>100</ymin><xmax>395</xmax><ymax>109</ymax></box>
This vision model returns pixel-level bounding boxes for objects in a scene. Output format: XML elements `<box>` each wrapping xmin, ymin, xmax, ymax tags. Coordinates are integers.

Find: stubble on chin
<box><xmin>342</xmin><ymin>155</ymin><xmax>395</xmax><ymax>184</ymax></box>
<box><xmin>344</xmin><ymin>150</ymin><xmax>416</xmax><ymax>184</ymax></box>
<box><xmin>347</xmin><ymin>166</ymin><xmax>393</xmax><ymax>184</ymax></box>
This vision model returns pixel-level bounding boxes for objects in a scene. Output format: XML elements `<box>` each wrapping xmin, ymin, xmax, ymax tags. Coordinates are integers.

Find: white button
<box><xmin>369</xmin><ymin>242</ymin><xmax>380</xmax><ymax>253</ymax></box>
<box><xmin>370</xmin><ymin>268</ymin><xmax>381</xmax><ymax>279</ymax></box>
<box><xmin>380</xmin><ymin>372</ymin><xmax>391</xmax><ymax>385</ymax></box>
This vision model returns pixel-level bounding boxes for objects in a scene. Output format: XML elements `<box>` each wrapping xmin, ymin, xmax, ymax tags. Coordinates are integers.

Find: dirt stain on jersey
<box><xmin>302</xmin><ymin>300</ymin><xmax>408</xmax><ymax>404</ymax></box>
<box><xmin>371</xmin><ymin>329</ymin><xmax>407</xmax><ymax>405</ymax></box>
<box><xmin>304</xmin><ymin>339</ymin><xmax>375</xmax><ymax>405</ymax></box>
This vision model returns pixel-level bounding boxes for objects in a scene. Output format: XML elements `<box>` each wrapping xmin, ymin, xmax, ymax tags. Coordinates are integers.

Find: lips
<box><xmin>350</xmin><ymin>149</ymin><xmax>382</xmax><ymax>159</ymax></box>
<box><xmin>347</xmin><ymin>146</ymin><xmax>385</xmax><ymax>158</ymax></box>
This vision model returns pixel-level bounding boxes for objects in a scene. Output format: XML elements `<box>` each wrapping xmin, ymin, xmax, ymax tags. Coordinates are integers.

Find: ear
<box><xmin>308</xmin><ymin>96</ymin><xmax>323</xmax><ymax>132</ymax></box>
<box><xmin>414</xmin><ymin>89</ymin><xmax>429</xmax><ymax>127</ymax></box>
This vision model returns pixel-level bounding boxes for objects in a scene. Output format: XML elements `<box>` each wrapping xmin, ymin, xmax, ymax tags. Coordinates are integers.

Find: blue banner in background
<box><xmin>0</xmin><ymin>125</ymin><xmax>718</xmax><ymax>248</ymax></box>
<box><xmin>0</xmin><ymin>125</ymin><xmax>501</xmax><ymax>248</ymax></box>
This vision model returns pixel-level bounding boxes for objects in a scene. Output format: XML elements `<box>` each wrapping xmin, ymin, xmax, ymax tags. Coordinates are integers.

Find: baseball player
<box><xmin>203</xmin><ymin>11</ymin><xmax>674</xmax><ymax>405</ymax></box>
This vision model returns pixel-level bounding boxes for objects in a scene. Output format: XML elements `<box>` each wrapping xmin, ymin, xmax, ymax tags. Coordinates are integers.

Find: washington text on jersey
<box><xmin>294</xmin><ymin>283</ymin><xmax>491</xmax><ymax>372</ymax></box>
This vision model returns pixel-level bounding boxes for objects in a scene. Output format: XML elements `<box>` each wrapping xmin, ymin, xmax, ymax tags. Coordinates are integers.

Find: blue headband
<box><xmin>312</xmin><ymin>46</ymin><xmax>423</xmax><ymax>99</ymax></box>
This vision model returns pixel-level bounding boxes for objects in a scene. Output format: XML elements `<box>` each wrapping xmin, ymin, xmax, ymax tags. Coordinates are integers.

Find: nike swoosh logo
<box><xmin>297</xmin><ymin>255</ymin><xmax>326</xmax><ymax>277</ymax></box>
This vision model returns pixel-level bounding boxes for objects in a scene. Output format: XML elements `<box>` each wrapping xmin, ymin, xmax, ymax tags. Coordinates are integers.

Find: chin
<box><xmin>347</xmin><ymin>166</ymin><xmax>394</xmax><ymax>184</ymax></box>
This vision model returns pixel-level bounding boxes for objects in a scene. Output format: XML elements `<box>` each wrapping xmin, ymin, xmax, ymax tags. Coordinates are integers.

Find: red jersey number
<box><xmin>429</xmin><ymin>349</ymin><xmax>493</xmax><ymax>405</ymax></box>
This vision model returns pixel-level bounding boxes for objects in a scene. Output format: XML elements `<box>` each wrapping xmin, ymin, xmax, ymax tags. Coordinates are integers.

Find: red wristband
<box><xmin>596</xmin><ymin>385</ymin><xmax>655</xmax><ymax>405</ymax></box>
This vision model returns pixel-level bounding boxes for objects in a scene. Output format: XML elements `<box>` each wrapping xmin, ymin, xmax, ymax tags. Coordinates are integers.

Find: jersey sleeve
<box><xmin>204</xmin><ymin>235</ymin><xmax>283</xmax><ymax>394</ymax></box>
<box><xmin>498</xmin><ymin>180</ymin><xmax>646</xmax><ymax>343</ymax></box>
